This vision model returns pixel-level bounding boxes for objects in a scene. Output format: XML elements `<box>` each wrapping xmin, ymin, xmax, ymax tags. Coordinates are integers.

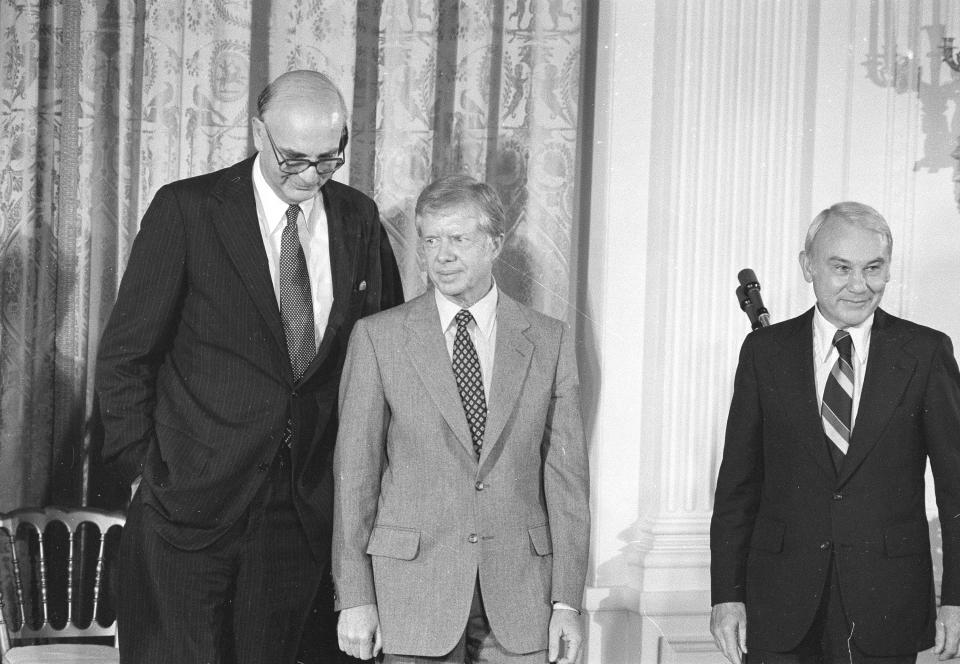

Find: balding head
<box><xmin>257</xmin><ymin>70</ymin><xmax>347</xmax><ymax>129</ymax></box>
<box><xmin>251</xmin><ymin>70</ymin><xmax>349</xmax><ymax>204</ymax></box>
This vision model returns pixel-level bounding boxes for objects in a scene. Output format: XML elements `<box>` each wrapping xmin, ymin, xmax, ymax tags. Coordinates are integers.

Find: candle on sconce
<box><xmin>945</xmin><ymin>37</ymin><xmax>960</xmax><ymax>72</ymax></box>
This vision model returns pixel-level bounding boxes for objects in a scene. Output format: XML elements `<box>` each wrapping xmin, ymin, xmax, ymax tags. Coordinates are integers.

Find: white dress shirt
<box><xmin>812</xmin><ymin>306</ymin><xmax>874</xmax><ymax>432</ymax></box>
<box><xmin>435</xmin><ymin>283</ymin><xmax>498</xmax><ymax>397</ymax></box>
<box><xmin>252</xmin><ymin>155</ymin><xmax>333</xmax><ymax>346</ymax></box>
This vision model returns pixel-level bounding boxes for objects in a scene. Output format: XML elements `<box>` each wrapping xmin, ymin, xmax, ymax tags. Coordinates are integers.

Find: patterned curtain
<box><xmin>0</xmin><ymin>0</ymin><xmax>585</xmax><ymax>510</ymax></box>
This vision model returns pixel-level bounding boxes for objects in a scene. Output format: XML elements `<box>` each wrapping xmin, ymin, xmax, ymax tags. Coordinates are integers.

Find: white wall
<box><xmin>580</xmin><ymin>1</ymin><xmax>960</xmax><ymax>662</ymax></box>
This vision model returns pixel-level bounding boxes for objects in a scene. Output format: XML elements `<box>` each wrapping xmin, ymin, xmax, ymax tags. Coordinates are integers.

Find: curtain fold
<box><xmin>1</xmin><ymin>0</ymin><xmax>68</xmax><ymax>509</ymax></box>
<box><xmin>0</xmin><ymin>0</ymin><xmax>585</xmax><ymax>510</ymax></box>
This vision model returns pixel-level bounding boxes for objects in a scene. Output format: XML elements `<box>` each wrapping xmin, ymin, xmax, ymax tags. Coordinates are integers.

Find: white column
<box><xmin>581</xmin><ymin>1</ymin><xmax>818</xmax><ymax>661</ymax></box>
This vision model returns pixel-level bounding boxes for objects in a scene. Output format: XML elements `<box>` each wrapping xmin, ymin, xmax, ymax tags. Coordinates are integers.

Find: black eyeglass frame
<box><xmin>262</xmin><ymin>124</ymin><xmax>345</xmax><ymax>176</ymax></box>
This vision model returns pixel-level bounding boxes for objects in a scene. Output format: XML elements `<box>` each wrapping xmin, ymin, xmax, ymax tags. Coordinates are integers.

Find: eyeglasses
<box><xmin>262</xmin><ymin>124</ymin><xmax>344</xmax><ymax>176</ymax></box>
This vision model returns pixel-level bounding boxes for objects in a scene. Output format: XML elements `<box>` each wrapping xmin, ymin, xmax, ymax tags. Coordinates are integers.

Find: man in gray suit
<box><xmin>332</xmin><ymin>175</ymin><xmax>590</xmax><ymax>663</ymax></box>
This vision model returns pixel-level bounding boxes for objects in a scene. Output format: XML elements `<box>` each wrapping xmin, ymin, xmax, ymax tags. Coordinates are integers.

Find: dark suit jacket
<box><xmin>95</xmin><ymin>156</ymin><xmax>403</xmax><ymax>566</ymax></box>
<box><xmin>711</xmin><ymin>307</ymin><xmax>960</xmax><ymax>656</ymax></box>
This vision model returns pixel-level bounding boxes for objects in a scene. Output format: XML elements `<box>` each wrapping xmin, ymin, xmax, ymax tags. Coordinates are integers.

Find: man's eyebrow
<box><xmin>826</xmin><ymin>255</ymin><xmax>887</xmax><ymax>264</ymax></box>
<box><xmin>276</xmin><ymin>145</ymin><xmax>341</xmax><ymax>159</ymax></box>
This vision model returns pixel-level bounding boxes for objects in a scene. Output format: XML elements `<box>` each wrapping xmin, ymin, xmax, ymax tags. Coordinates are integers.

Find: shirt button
<box><xmin>475</xmin><ymin>481</ymin><xmax>485</xmax><ymax>491</ymax></box>
<box><xmin>819</xmin><ymin>540</ymin><xmax>832</xmax><ymax>550</ymax></box>
<box><xmin>468</xmin><ymin>533</ymin><xmax>478</xmax><ymax>544</ymax></box>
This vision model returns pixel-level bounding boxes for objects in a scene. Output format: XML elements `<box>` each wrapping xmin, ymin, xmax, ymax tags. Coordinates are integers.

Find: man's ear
<box><xmin>798</xmin><ymin>250</ymin><xmax>814</xmax><ymax>283</ymax></box>
<box><xmin>490</xmin><ymin>233</ymin><xmax>505</xmax><ymax>259</ymax></box>
<box><xmin>251</xmin><ymin>117</ymin><xmax>265</xmax><ymax>152</ymax></box>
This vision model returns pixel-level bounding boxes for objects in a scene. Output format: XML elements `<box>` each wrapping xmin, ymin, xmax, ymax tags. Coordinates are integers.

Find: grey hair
<box><xmin>414</xmin><ymin>175</ymin><xmax>506</xmax><ymax>238</ymax></box>
<box><xmin>804</xmin><ymin>201</ymin><xmax>893</xmax><ymax>256</ymax></box>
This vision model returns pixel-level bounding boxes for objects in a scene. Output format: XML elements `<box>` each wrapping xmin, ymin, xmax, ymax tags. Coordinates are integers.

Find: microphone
<box><xmin>735</xmin><ymin>284</ymin><xmax>761</xmax><ymax>330</ymax></box>
<box><xmin>737</xmin><ymin>268</ymin><xmax>771</xmax><ymax>328</ymax></box>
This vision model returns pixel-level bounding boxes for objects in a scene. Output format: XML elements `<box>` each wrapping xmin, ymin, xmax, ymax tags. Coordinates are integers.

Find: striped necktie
<box><xmin>821</xmin><ymin>329</ymin><xmax>853</xmax><ymax>470</ymax></box>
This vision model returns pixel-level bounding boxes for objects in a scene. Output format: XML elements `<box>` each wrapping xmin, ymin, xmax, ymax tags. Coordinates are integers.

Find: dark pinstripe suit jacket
<box><xmin>96</xmin><ymin>156</ymin><xmax>403</xmax><ymax>563</ymax></box>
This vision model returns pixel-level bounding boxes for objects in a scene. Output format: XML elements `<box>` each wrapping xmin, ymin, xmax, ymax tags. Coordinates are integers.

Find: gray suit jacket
<box><xmin>332</xmin><ymin>290</ymin><xmax>590</xmax><ymax>656</ymax></box>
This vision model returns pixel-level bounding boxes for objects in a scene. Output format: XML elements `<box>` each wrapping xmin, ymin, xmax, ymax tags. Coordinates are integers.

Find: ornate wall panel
<box><xmin>586</xmin><ymin>2</ymin><xmax>960</xmax><ymax>661</ymax></box>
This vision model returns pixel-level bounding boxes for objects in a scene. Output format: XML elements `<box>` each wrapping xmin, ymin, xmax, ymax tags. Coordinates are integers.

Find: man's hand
<box><xmin>337</xmin><ymin>603</ymin><xmax>382</xmax><ymax>660</ymax></box>
<box><xmin>710</xmin><ymin>602</ymin><xmax>747</xmax><ymax>664</ymax></box>
<box><xmin>934</xmin><ymin>605</ymin><xmax>960</xmax><ymax>660</ymax></box>
<box><xmin>548</xmin><ymin>607</ymin><xmax>583</xmax><ymax>663</ymax></box>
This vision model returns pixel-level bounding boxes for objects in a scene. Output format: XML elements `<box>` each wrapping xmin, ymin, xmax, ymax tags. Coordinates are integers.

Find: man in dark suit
<box><xmin>710</xmin><ymin>202</ymin><xmax>960</xmax><ymax>663</ymax></box>
<box><xmin>95</xmin><ymin>70</ymin><xmax>403</xmax><ymax>664</ymax></box>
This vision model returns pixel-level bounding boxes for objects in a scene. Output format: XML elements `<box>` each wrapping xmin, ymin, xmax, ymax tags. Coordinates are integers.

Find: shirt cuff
<box><xmin>553</xmin><ymin>602</ymin><xmax>580</xmax><ymax>614</ymax></box>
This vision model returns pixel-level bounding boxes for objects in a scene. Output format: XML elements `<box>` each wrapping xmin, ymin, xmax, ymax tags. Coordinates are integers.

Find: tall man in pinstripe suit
<box><xmin>96</xmin><ymin>70</ymin><xmax>402</xmax><ymax>663</ymax></box>
<box><xmin>333</xmin><ymin>176</ymin><xmax>589</xmax><ymax>664</ymax></box>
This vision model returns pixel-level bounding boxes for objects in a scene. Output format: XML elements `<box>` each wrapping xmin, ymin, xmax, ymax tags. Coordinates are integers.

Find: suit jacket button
<box><xmin>832</xmin><ymin>493</ymin><xmax>843</xmax><ymax>501</ymax></box>
<box><xmin>468</xmin><ymin>533</ymin><xmax>478</xmax><ymax>543</ymax></box>
<box><xmin>820</xmin><ymin>540</ymin><xmax>832</xmax><ymax>550</ymax></box>
<box><xmin>475</xmin><ymin>481</ymin><xmax>485</xmax><ymax>491</ymax></box>
<box><xmin>257</xmin><ymin>462</ymin><xmax>269</xmax><ymax>472</ymax></box>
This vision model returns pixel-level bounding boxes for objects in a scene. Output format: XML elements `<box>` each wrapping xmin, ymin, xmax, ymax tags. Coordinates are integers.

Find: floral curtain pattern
<box><xmin>0</xmin><ymin>0</ymin><xmax>584</xmax><ymax>509</ymax></box>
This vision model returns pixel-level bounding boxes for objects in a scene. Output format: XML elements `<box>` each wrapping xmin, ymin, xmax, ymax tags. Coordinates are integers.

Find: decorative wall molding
<box><xmin>583</xmin><ymin>587</ymin><xmax>712</xmax><ymax>664</ymax></box>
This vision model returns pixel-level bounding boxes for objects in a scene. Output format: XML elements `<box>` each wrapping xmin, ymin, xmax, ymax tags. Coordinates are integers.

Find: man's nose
<box><xmin>847</xmin><ymin>271</ymin><xmax>868</xmax><ymax>291</ymax></box>
<box><xmin>437</xmin><ymin>239</ymin><xmax>455</xmax><ymax>261</ymax></box>
<box><xmin>298</xmin><ymin>167</ymin><xmax>321</xmax><ymax>185</ymax></box>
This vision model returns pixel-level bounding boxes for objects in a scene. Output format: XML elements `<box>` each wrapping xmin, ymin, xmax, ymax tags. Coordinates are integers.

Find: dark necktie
<box><xmin>452</xmin><ymin>310</ymin><xmax>487</xmax><ymax>459</ymax></box>
<box><xmin>279</xmin><ymin>204</ymin><xmax>315</xmax><ymax>380</ymax></box>
<box><xmin>822</xmin><ymin>329</ymin><xmax>853</xmax><ymax>471</ymax></box>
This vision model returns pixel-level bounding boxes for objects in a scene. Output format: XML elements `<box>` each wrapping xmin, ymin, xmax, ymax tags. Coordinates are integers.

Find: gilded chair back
<box><xmin>0</xmin><ymin>507</ymin><xmax>124</xmax><ymax>654</ymax></box>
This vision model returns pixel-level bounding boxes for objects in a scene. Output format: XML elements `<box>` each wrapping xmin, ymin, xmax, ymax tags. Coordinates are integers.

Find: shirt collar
<box><xmin>812</xmin><ymin>305</ymin><xmax>873</xmax><ymax>364</ymax></box>
<box><xmin>434</xmin><ymin>282</ymin><xmax>499</xmax><ymax>339</ymax></box>
<box><xmin>252</xmin><ymin>154</ymin><xmax>317</xmax><ymax>235</ymax></box>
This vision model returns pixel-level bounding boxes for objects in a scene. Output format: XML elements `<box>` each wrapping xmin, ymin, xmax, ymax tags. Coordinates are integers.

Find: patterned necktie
<box><xmin>452</xmin><ymin>310</ymin><xmax>487</xmax><ymax>459</ymax></box>
<box><xmin>279</xmin><ymin>204</ymin><xmax>315</xmax><ymax>380</ymax></box>
<box><xmin>822</xmin><ymin>329</ymin><xmax>854</xmax><ymax>470</ymax></box>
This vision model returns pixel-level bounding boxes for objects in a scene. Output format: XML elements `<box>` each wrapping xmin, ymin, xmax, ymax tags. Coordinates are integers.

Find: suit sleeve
<box><xmin>710</xmin><ymin>334</ymin><xmax>765</xmax><ymax>605</ymax></box>
<box><xmin>542</xmin><ymin>322</ymin><xmax>591</xmax><ymax>609</ymax></box>
<box><xmin>95</xmin><ymin>186</ymin><xmax>187</xmax><ymax>485</ymax></box>
<box><xmin>377</xmin><ymin>220</ymin><xmax>405</xmax><ymax>311</ymax></box>
<box><xmin>922</xmin><ymin>333</ymin><xmax>960</xmax><ymax>605</ymax></box>
<box><xmin>361</xmin><ymin>201</ymin><xmax>404</xmax><ymax>317</ymax></box>
<box><xmin>332</xmin><ymin>319</ymin><xmax>388</xmax><ymax>610</ymax></box>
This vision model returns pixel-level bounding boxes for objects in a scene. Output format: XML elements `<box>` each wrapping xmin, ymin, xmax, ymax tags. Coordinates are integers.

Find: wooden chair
<box><xmin>0</xmin><ymin>507</ymin><xmax>124</xmax><ymax>663</ymax></box>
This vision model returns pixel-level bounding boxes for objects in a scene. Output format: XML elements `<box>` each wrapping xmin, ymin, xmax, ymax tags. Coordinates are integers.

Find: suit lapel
<box><xmin>403</xmin><ymin>293</ymin><xmax>476</xmax><ymax>456</ymax></box>
<box><xmin>209</xmin><ymin>158</ymin><xmax>290</xmax><ymax>379</ymax></box>
<box><xmin>772</xmin><ymin>309</ymin><xmax>837</xmax><ymax>480</ymax></box>
<box><xmin>479</xmin><ymin>295</ymin><xmax>533</xmax><ymax>467</ymax></box>
<box><xmin>301</xmin><ymin>183</ymin><xmax>361</xmax><ymax>383</ymax></box>
<box><xmin>837</xmin><ymin>309</ymin><xmax>916</xmax><ymax>486</ymax></box>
